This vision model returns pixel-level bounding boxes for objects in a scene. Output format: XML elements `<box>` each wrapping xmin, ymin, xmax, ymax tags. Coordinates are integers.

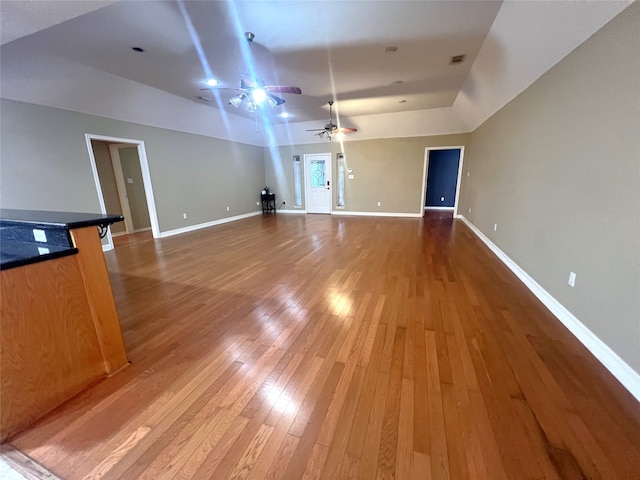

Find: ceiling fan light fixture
<box><xmin>266</xmin><ymin>96</ymin><xmax>278</xmax><ymax>108</ymax></box>
<box><xmin>245</xmin><ymin>101</ymin><xmax>256</xmax><ymax>113</ymax></box>
<box><xmin>229</xmin><ymin>94</ymin><xmax>244</xmax><ymax>108</ymax></box>
<box><xmin>252</xmin><ymin>88</ymin><xmax>267</xmax><ymax>105</ymax></box>
<box><xmin>205</xmin><ymin>78</ymin><xmax>219</xmax><ymax>87</ymax></box>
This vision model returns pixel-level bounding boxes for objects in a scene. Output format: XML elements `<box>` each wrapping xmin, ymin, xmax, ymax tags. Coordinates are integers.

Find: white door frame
<box><xmin>304</xmin><ymin>153</ymin><xmax>332</xmax><ymax>214</ymax></box>
<box><xmin>420</xmin><ymin>146</ymin><xmax>465</xmax><ymax>217</ymax></box>
<box><xmin>85</xmin><ymin>134</ymin><xmax>160</xmax><ymax>251</ymax></box>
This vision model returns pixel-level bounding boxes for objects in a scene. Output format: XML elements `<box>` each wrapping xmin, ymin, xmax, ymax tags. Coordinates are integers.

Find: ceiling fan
<box><xmin>201</xmin><ymin>32</ymin><xmax>301</xmax><ymax>113</ymax></box>
<box><xmin>306</xmin><ymin>101</ymin><xmax>357</xmax><ymax>140</ymax></box>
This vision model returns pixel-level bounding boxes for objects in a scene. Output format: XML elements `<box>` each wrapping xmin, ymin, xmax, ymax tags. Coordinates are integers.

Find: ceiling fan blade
<box><xmin>266</xmin><ymin>92</ymin><xmax>286</xmax><ymax>106</ymax></box>
<box><xmin>240</xmin><ymin>74</ymin><xmax>261</xmax><ymax>87</ymax></box>
<box><xmin>265</xmin><ymin>86</ymin><xmax>302</xmax><ymax>95</ymax></box>
<box><xmin>305</xmin><ymin>128</ymin><xmax>326</xmax><ymax>132</ymax></box>
<box><xmin>339</xmin><ymin>127</ymin><xmax>358</xmax><ymax>133</ymax></box>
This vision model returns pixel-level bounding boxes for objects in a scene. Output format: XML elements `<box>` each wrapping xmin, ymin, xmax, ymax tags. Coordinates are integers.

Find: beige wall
<box><xmin>119</xmin><ymin>146</ymin><xmax>151</xmax><ymax>231</ymax></box>
<box><xmin>0</xmin><ymin>99</ymin><xmax>266</xmax><ymax>233</ymax></box>
<box><xmin>91</xmin><ymin>140</ymin><xmax>125</xmax><ymax>234</ymax></box>
<box><xmin>459</xmin><ymin>3</ymin><xmax>640</xmax><ymax>372</ymax></box>
<box><xmin>265</xmin><ymin>134</ymin><xmax>470</xmax><ymax>214</ymax></box>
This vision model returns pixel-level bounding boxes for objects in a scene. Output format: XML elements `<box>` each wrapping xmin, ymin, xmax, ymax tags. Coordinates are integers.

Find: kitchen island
<box><xmin>0</xmin><ymin>209</ymin><xmax>128</xmax><ymax>442</ymax></box>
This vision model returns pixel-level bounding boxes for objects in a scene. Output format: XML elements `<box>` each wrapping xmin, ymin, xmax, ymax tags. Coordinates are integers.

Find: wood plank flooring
<box><xmin>7</xmin><ymin>212</ymin><xmax>640</xmax><ymax>479</ymax></box>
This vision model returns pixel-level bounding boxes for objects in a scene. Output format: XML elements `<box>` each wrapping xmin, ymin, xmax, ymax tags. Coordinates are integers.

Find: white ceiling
<box><xmin>0</xmin><ymin>0</ymin><xmax>633</xmax><ymax>145</ymax></box>
<box><xmin>7</xmin><ymin>0</ymin><xmax>502</xmax><ymax>124</ymax></box>
<box><xmin>0</xmin><ymin>0</ymin><xmax>119</xmax><ymax>45</ymax></box>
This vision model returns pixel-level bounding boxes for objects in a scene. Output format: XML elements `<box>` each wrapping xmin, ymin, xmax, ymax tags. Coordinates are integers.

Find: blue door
<box><xmin>425</xmin><ymin>149</ymin><xmax>461</xmax><ymax>208</ymax></box>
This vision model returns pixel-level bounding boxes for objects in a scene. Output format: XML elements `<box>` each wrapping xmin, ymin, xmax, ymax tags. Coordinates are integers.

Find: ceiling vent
<box><xmin>450</xmin><ymin>54</ymin><xmax>466</xmax><ymax>65</ymax></box>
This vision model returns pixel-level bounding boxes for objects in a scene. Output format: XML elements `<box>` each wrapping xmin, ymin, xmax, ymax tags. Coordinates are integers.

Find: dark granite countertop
<box><xmin>0</xmin><ymin>241</ymin><xmax>78</xmax><ymax>271</ymax></box>
<box><xmin>0</xmin><ymin>209</ymin><xmax>124</xmax><ymax>230</ymax></box>
<box><xmin>0</xmin><ymin>209</ymin><xmax>124</xmax><ymax>271</ymax></box>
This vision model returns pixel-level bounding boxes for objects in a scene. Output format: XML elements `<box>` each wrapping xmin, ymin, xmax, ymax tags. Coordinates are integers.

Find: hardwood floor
<box><xmin>7</xmin><ymin>212</ymin><xmax>640</xmax><ymax>479</ymax></box>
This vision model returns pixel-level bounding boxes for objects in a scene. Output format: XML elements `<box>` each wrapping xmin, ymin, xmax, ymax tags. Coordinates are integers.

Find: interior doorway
<box><xmin>108</xmin><ymin>144</ymin><xmax>152</xmax><ymax>235</ymax></box>
<box><xmin>304</xmin><ymin>153</ymin><xmax>332</xmax><ymax>214</ymax></box>
<box><xmin>85</xmin><ymin>134</ymin><xmax>160</xmax><ymax>250</ymax></box>
<box><xmin>421</xmin><ymin>146</ymin><xmax>465</xmax><ymax>217</ymax></box>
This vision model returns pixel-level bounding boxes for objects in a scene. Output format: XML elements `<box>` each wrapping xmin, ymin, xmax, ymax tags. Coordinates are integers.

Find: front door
<box><xmin>304</xmin><ymin>153</ymin><xmax>332</xmax><ymax>214</ymax></box>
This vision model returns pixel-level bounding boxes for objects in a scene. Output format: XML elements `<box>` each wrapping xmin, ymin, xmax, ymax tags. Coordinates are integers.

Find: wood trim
<box><xmin>70</xmin><ymin>226</ymin><xmax>128</xmax><ymax>374</ymax></box>
<box><xmin>0</xmin><ymin>445</ymin><xmax>62</xmax><ymax>480</ymax></box>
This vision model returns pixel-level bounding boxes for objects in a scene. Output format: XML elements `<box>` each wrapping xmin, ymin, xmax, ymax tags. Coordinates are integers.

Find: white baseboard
<box><xmin>424</xmin><ymin>206</ymin><xmax>454</xmax><ymax>210</ymax></box>
<box><xmin>158</xmin><ymin>211</ymin><xmax>262</xmax><ymax>238</ymax></box>
<box><xmin>331</xmin><ymin>210</ymin><xmax>422</xmax><ymax>218</ymax></box>
<box><xmin>102</xmin><ymin>243</ymin><xmax>113</xmax><ymax>252</ymax></box>
<box><xmin>457</xmin><ymin>215</ymin><xmax>640</xmax><ymax>402</ymax></box>
<box><xmin>277</xmin><ymin>209</ymin><xmax>307</xmax><ymax>214</ymax></box>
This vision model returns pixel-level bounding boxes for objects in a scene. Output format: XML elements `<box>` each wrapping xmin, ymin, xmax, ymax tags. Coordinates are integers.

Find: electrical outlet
<box><xmin>377</xmin><ymin>201</ymin><xmax>381</xmax><ymax>207</ymax></box>
<box><xmin>568</xmin><ymin>272</ymin><xmax>576</xmax><ymax>287</ymax></box>
<box><xmin>468</xmin><ymin>207</ymin><xmax>472</xmax><ymax>213</ymax></box>
<box><xmin>226</xmin><ymin>206</ymin><xmax>230</xmax><ymax>211</ymax></box>
<box><xmin>494</xmin><ymin>223</ymin><xmax>497</xmax><ymax>231</ymax></box>
<box><xmin>256</xmin><ymin>201</ymin><xmax>260</xmax><ymax>206</ymax></box>
<box><xmin>182</xmin><ymin>213</ymin><xmax>187</xmax><ymax>219</ymax></box>
<box><xmin>467</xmin><ymin>171</ymin><xmax>470</xmax><ymax>177</ymax></box>
<box><xmin>440</xmin><ymin>196</ymin><xmax>445</xmax><ymax>202</ymax></box>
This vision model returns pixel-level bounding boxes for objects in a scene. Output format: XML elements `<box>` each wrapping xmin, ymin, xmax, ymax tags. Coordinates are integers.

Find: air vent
<box><xmin>385</xmin><ymin>46</ymin><xmax>398</xmax><ymax>54</ymax></box>
<box><xmin>450</xmin><ymin>54</ymin><xmax>466</xmax><ymax>65</ymax></box>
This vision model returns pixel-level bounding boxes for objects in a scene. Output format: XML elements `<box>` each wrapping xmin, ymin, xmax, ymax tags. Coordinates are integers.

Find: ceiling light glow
<box><xmin>205</xmin><ymin>78</ymin><xmax>218</xmax><ymax>87</ymax></box>
<box><xmin>252</xmin><ymin>88</ymin><xmax>267</xmax><ymax>105</ymax></box>
<box><xmin>280</xmin><ymin>112</ymin><xmax>289</xmax><ymax>118</ymax></box>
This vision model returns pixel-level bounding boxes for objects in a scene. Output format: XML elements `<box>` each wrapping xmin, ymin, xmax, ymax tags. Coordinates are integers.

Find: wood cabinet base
<box><xmin>0</xmin><ymin>227</ymin><xmax>128</xmax><ymax>442</ymax></box>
